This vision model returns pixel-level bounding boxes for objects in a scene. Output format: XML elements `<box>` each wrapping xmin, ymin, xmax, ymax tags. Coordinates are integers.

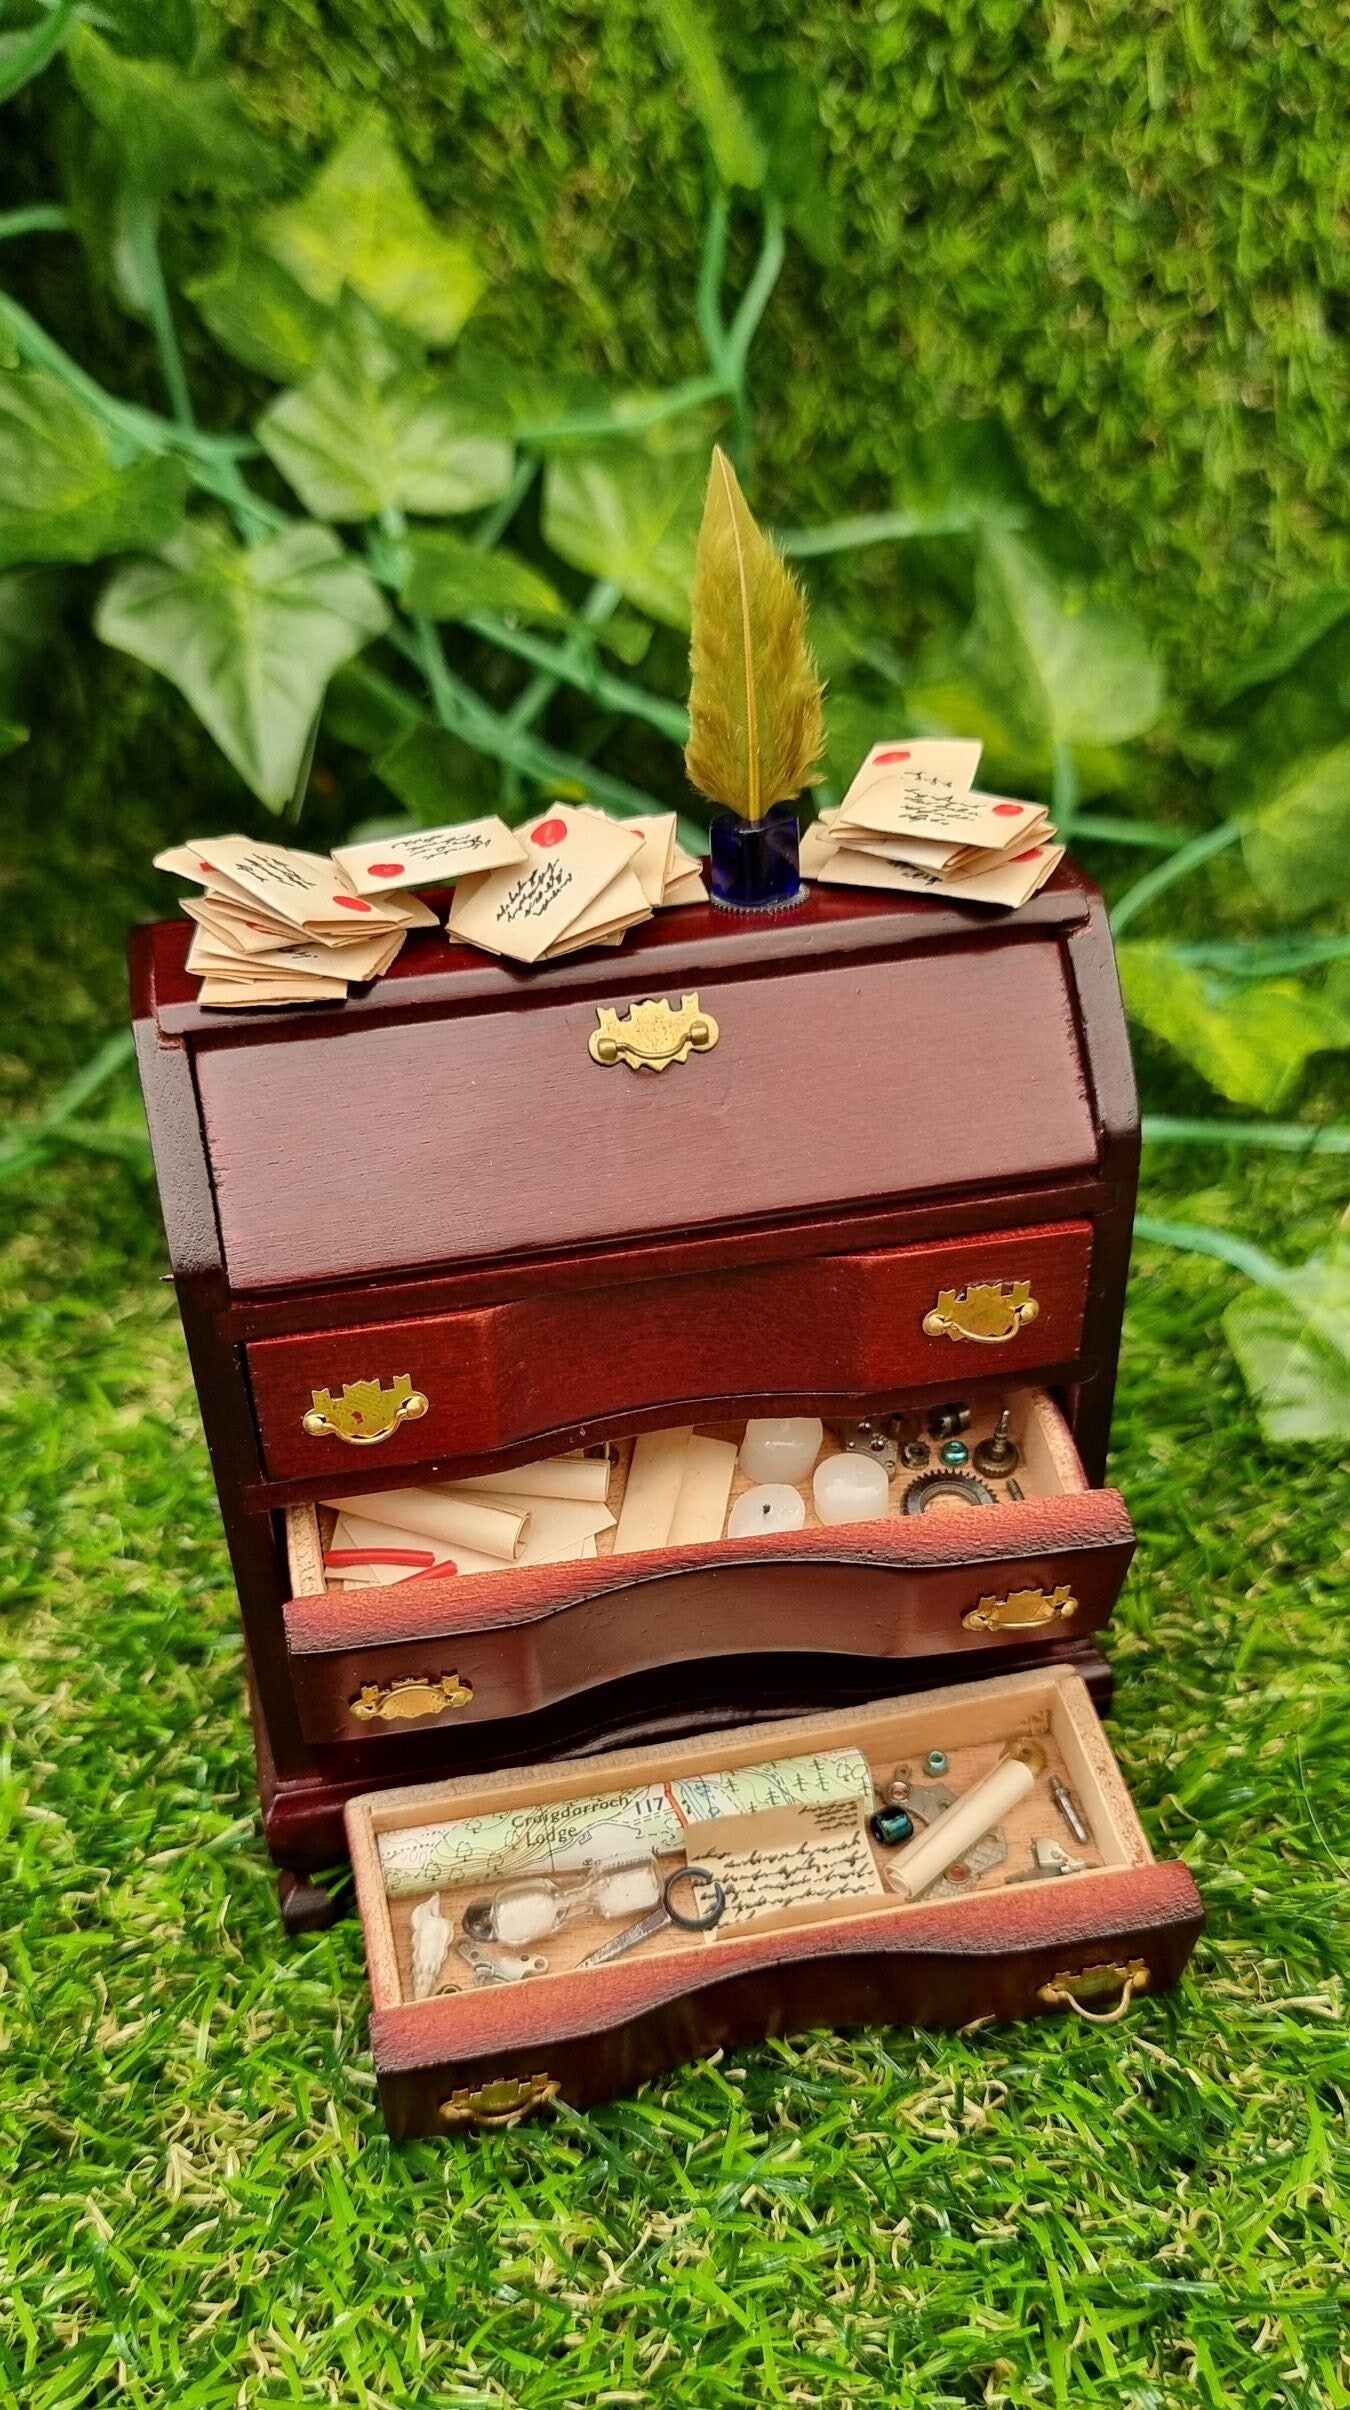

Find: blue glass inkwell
<box><xmin>684</xmin><ymin>444</ymin><xmax>822</xmax><ymax>915</ymax></box>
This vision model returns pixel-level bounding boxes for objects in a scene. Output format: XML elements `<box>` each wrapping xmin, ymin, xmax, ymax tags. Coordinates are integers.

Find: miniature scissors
<box><xmin>575</xmin><ymin>1865</ymin><xmax>725</xmax><ymax>1968</ymax></box>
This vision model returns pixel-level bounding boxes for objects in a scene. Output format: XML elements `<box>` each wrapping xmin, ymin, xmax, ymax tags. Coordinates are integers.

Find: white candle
<box><xmin>812</xmin><ymin>1451</ymin><xmax>891</xmax><ymax>1525</ymax></box>
<box><xmin>727</xmin><ymin>1484</ymin><xmax>807</xmax><ymax>1538</ymax></box>
<box><xmin>885</xmin><ymin>1743</ymin><xmax>1045</xmax><ymax>1899</ymax></box>
<box><xmin>738</xmin><ymin>1417</ymin><xmax>823</xmax><ymax>1484</ymax></box>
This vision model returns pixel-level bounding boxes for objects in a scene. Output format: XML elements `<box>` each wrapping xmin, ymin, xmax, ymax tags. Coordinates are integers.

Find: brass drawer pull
<box><xmin>1039</xmin><ymin>1959</ymin><xmax>1150</xmax><ymax>2024</ymax></box>
<box><xmin>963</xmin><ymin>1585</ymin><xmax>1078</xmax><ymax>1634</ymax></box>
<box><xmin>350</xmin><ymin>1674</ymin><xmax>473</xmax><ymax>1722</ymax></box>
<box><xmin>440</xmin><ymin>2075</ymin><xmax>560</xmax><ymax>2129</ymax></box>
<box><xmin>589</xmin><ymin>992</ymin><xmax>719</xmax><ymax>1072</ymax></box>
<box><xmin>303</xmin><ymin>1374</ymin><xmax>428</xmax><ymax>1444</ymax></box>
<box><xmin>923</xmin><ymin>1280</ymin><xmax>1039</xmax><ymax>1344</ymax></box>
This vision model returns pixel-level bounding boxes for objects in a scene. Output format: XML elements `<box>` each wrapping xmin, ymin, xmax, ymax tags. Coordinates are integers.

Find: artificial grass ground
<box><xmin>1</xmin><ymin>765</ymin><xmax>1348</xmax><ymax>2407</ymax></box>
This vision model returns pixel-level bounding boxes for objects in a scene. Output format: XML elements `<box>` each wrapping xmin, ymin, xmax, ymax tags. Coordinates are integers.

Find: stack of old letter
<box><xmin>800</xmin><ymin>739</ymin><xmax>1062</xmax><ymax>909</ymax></box>
<box><xmin>158</xmin><ymin>806</ymin><xmax>705</xmax><ymax>1004</ymax></box>
<box><xmin>321</xmin><ymin>1453</ymin><xmax>619</xmax><ymax>1585</ymax></box>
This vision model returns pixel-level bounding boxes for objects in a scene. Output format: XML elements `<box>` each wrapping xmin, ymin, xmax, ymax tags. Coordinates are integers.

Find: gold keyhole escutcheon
<box><xmin>303</xmin><ymin>1375</ymin><xmax>428</xmax><ymax>1445</ymax></box>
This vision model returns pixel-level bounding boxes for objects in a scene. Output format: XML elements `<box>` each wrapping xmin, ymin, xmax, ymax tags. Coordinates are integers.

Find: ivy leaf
<box><xmin>742</xmin><ymin>64</ymin><xmax>837</xmax><ymax>266</ymax></box>
<box><xmin>0</xmin><ymin>0</ymin><xmax>78</xmax><ymax>106</ymax></box>
<box><xmin>966</xmin><ymin>531</ymin><xmax>1163</xmax><ymax>750</ymax></box>
<box><xmin>400</xmin><ymin>528</ymin><xmax>567</xmax><ymax>626</ymax></box>
<box><xmin>258</xmin><ymin>115</ymin><xmax>485</xmax><ymax>347</ymax></box>
<box><xmin>1240</xmin><ymin>736</ymin><xmax>1350</xmax><ymax>919</ymax></box>
<box><xmin>0</xmin><ymin>367</ymin><xmax>187</xmax><ymax>569</ymax></box>
<box><xmin>187</xmin><ymin>244</ymin><xmax>329</xmax><ymax>382</ymax></box>
<box><xmin>893</xmin><ymin>421</ymin><xmax>1095</xmax><ymax>572</ymax></box>
<box><xmin>96</xmin><ymin>521</ymin><xmax>390</xmax><ymax>807</ymax></box>
<box><xmin>257</xmin><ymin>295</ymin><xmax>514</xmax><ymax>522</ymax></box>
<box><xmin>543</xmin><ymin>443</ymin><xmax>706</xmax><ymax>629</ymax></box>
<box><xmin>1222</xmin><ymin>1239</ymin><xmax>1350</xmax><ymax>1445</ymax></box>
<box><xmin>1117</xmin><ymin>942</ymin><xmax>1350</xmax><ymax>1111</ymax></box>
<box><xmin>373</xmin><ymin>722</ymin><xmax>498</xmax><ymax>819</ymax></box>
<box><xmin>65</xmin><ymin>25</ymin><xmax>273</xmax><ymax>195</ymax></box>
<box><xmin>650</xmin><ymin>0</ymin><xmax>765</xmax><ymax>188</ymax></box>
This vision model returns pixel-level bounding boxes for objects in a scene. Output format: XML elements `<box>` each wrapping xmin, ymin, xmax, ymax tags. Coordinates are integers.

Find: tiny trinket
<box><xmin>839</xmin><ymin>1418</ymin><xmax>900</xmax><ymax>1476</ymax></box>
<box><xmin>456</xmin><ymin>1939</ymin><xmax>549</xmax><ymax>1986</ymax></box>
<box><xmin>900</xmin><ymin>1437</ymin><xmax>931</xmax><ymax>1470</ymax></box>
<box><xmin>868</xmin><ymin>1804</ymin><xmax>915</xmax><ymax>1847</ymax></box>
<box><xmin>576</xmin><ymin>1865</ymin><xmax>726</xmax><ymax>1967</ymax></box>
<box><xmin>1006</xmin><ymin>1476</ymin><xmax>1025</xmax><ymax>1501</ymax></box>
<box><xmin>812</xmin><ymin>1451</ymin><xmax>890</xmax><ymax>1525</ymax></box>
<box><xmin>464</xmin><ymin>1857</ymin><xmax>665</xmax><ymax>1947</ymax></box>
<box><xmin>885</xmin><ymin>1767</ymin><xmax>912</xmax><ymax>1804</ymax></box>
<box><xmin>410</xmin><ymin>1892</ymin><xmax>453</xmax><ymax>2001</ymax></box>
<box><xmin>928</xmin><ymin>1402</ymin><xmax>971</xmax><ymax>1441</ymax></box>
<box><xmin>973</xmin><ymin>1408</ymin><xmax>1020</xmax><ymax>1479</ymax></box>
<box><xmin>727</xmin><ymin>1484</ymin><xmax>807</xmax><ymax>1537</ymax></box>
<box><xmin>739</xmin><ymin>1417</ymin><xmax>823</xmax><ymax>1484</ymax></box>
<box><xmin>886</xmin><ymin>1739</ymin><xmax>1045</xmax><ymax>1901</ymax></box>
<box><xmin>1009</xmin><ymin>1837</ymin><xmax>1089</xmax><ymax>1882</ymax></box>
<box><xmin>939</xmin><ymin>1439</ymin><xmax>970</xmax><ymax>1466</ymax></box>
<box><xmin>924</xmin><ymin>1749</ymin><xmax>949</xmax><ymax>1777</ymax></box>
<box><xmin>903</xmin><ymin>1470</ymin><xmax>996</xmax><ymax>1514</ymax></box>
<box><xmin>1050</xmin><ymin>1775</ymin><xmax>1091</xmax><ymax>1846</ymax></box>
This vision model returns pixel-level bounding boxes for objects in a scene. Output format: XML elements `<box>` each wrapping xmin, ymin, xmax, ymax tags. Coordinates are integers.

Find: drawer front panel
<box><xmin>250</xmin><ymin>1219</ymin><xmax>1094</xmax><ymax>1482</ymax></box>
<box><xmin>284</xmin><ymin>1488</ymin><xmax>1134</xmax><ymax>1747</ymax></box>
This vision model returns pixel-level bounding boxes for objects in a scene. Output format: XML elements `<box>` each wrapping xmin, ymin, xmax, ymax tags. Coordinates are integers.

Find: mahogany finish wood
<box><xmin>285</xmin><ymin>1492</ymin><xmax>1135</xmax><ymax>1744</ymax></box>
<box><xmin>130</xmin><ymin>862</ymin><xmax>1142</xmax><ymax>1909</ymax></box>
<box><xmin>250</xmin><ymin>1220</ymin><xmax>1093</xmax><ymax>1483</ymax></box>
<box><xmin>373</xmin><ymin>1864</ymin><xmax>1202</xmax><ymax>2133</ymax></box>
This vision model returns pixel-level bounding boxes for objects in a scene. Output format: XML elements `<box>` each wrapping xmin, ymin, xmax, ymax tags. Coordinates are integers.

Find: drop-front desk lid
<box><xmin>132</xmin><ymin>865</ymin><xmax>1112</xmax><ymax>1295</ymax></box>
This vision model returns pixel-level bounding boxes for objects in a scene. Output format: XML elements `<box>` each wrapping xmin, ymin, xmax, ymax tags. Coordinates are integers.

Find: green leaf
<box><xmin>1117</xmin><ymin>941</ymin><xmax>1350</xmax><ymax>1111</ymax></box>
<box><xmin>962</xmin><ymin>530</ymin><xmax>1164</xmax><ymax>752</ymax></box>
<box><xmin>741</xmin><ymin>65</ymin><xmax>838</xmax><ymax>267</ymax></box>
<box><xmin>597</xmin><ymin>607</ymin><xmax>652</xmax><ymax>666</ymax></box>
<box><xmin>1222</xmin><ymin>1240</ymin><xmax>1350</xmax><ymax>1445</ymax></box>
<box><xmin>187</xmin><ymin>244</ymin><xmax>329</xmax><ymax>383</ymax></box>
<box><xmin>65</xmin><ymin>25</ymin><xmax>272</xmax><ymax>196</ymax></box>
<box><xmin>1240</xmin><ymin>736</ymin><xmax>1350</xmax><ymax>918</ymax></box>
<box><xmin>372</xmin><ymin>722</ymin><xmax>498</xmax><ymax>819</ymax></box>
<box><xmin>323</xmin><ymin>662</ymin><xmax>418</xmax><ymax>755</ymax></box>
<box><xmin>0</xmin><ymin>712</ymin><xmax>25</xmax><ymax>756</ymax></box>
<box><xmin>96</xmin><ymin>521</ymin><xmax>390</xmax><ymax>807</ymax></box>
<box><xmin>257</xmin><ymin>295</ymin><xmax>515</xmax><ymax>522</ymax></box>
<box><xmin>258</xmin><ymin>115</ymin><xmax>485</xmax><ymax>347</ymax></box>
<box><xmin>95</xmin><ymin>0</ymin><xmax>200</xmax><ymax>64</ymax></box>
<box><xmin>650</xmin><ymin>0</ymin><xmax>765</xmax><ymax>189</ymax></box>
<box><xmin>543</xmin><ymin>443</ymin><xmax>706</xmax><ymax>629</ymax></box>
<box><xmin>452</xmin><ymin>343</ymin><xmax>611</xmax><ymax>441</ymax></box>
<box><xmin>400</xmin><ymin>528</ymin><xmax>566</xmax><ymax>626</ymax></box>
<box><xmin>822</xmin><ymin>688</ymin><xmax>888</xmax><ymax>793</ymax></box>
<box><xmin>0</xmin><ymin>0</ymin><xmax>78</xmax><ymax>104</ymax></box>
<box><xmin>1211</xmin><ymin>589</ymin><xmax>1350</xmax><ymax>708</ymax></box>
<box><xmin>0</xmin><ymin>565</ymin><xmax>65</xmax><ymax>712</ymax></box>
<box><xmin>892</xmin><ymin>421</ymin><xmax>1094</xmax><ymax>569</ymax></box>
<box><xmin>0</xmin><ymin>367</ymin><xmax>187</xmax><ymax>569</ymax></box>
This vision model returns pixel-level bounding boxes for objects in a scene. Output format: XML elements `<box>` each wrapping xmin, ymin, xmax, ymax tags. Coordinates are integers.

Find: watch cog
<box><xmin>902</xmin><ymin>1469</ymin><xmax>997</xmax><ymax>1515</ymax></box>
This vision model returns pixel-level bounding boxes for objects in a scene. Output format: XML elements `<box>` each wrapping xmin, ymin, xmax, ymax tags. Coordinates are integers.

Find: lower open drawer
<box><xmin>348</xmin><ymin>1663</ymin><xmax>1203</xmax><ymax>2136</ymax></box>
<box><xmin>284</xmin><ymin>1388</ymin><xmax>1135</xmax><ymax>1748</ymax></box>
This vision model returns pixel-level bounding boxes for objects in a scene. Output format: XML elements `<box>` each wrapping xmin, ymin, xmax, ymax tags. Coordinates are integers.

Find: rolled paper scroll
<box><xmin>885</xmin><ymin>1740</ymin><xmax>1046</xmax><ymax>1900</ymax></box>
<box><xmin>322</xmin><ymin>1486</ymin><xmax>530</xmax><ymax>1563</ymax></box>
<box><xmin>446</xmin><ymin>1455</ymin><xmax>612</xmax><ymax>1504</ymax></box>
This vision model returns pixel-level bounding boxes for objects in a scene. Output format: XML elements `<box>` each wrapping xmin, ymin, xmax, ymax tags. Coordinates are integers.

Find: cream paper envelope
<box><xmin>166</xmin><ymin>837</ymin><xmax>347</xmax><ymax>929</ymax></box>
<box><xmin>296</xmin><ymin>888</ymin><xmax>437</xmax><ymax>939</ymax></box>
<box><xmin>197</xmin><ymin>973</ymin><xmax>348</xmax><ymax>1007</ymax></box>
<box><xmin>836</xmin><ymin>811</ymin><xmax>1051</xmax><ymax>874</ymax></box>
<box><xmin>939</xmin><ymin>843</ymin><xmax>1064</xmax><ymax>906</ymax></box>
<box><xmin>624</xmin><ymin>812</ymin><xmax>679</xmax><ymax>907</ymax></box>
<box><xmin>180</xmin><ymin>896</ymin><xmax>307</xmax><ymax>955</ymax></box>
<box><xmin>332</xmin><ymin>817</ymin><xmax>526</xmax><ymax>894</ymax></box>
<box><xmin>186</xmin><ymin>926</ymin><xmax>399</xmax><ymax>981</ymax></box>
<box><xmin>448</xmin><ymin>805</ymin><xmax>644</xmax><ymax>965</ymax></box>
<box><xmin>840</xmin><ymin>740</ymin><xmax>981</xmax><ymax>822</ymax></box>
<box><xmin>841</xmin><ymin>761</ymin><xmax>1043</xmax><ymax>853</ymax></box>
<box><xmin>660</xmin><ymin>867</ymin><xmax>708</xmax><ymax>907</ymax></box>
<box><xmin>808</xmin><ymin>835</ymin><xmax>1063</xmax><ymax>909</ymax></box>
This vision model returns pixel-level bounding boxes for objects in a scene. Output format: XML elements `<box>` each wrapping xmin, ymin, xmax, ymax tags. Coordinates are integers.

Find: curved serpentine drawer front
<box><xmin>248</xmin><ymin>1219</ymin><xmax>1094</xmax><ymax>1483</ymax></box>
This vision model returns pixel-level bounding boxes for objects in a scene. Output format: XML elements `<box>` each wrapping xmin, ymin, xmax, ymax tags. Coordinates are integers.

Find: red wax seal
<box><xmin>532</xmin><ymin>817</ymin><xmax>568</xmax><ymax>847</ymax></box>
<box><xmin>200</xmin><ymin>860</ymin><xmax>217</xmax><ymax>872</ymax></box>
<box><xmin>1021</xmin><ymin>847</ymin><xmax>1044</xmax><ymax>861</ymax></box>
<box><xmin>333</xmin><ymin>893</ymin><xmax>373</xmax><ymax>911</ymax></box>
<box><xmin>873</xmin><ymin>747</ymin><xmax>912</xmax><ymax>764</ymax></box>
<box><xmin>368</xmin><ymin>863</ymin><xmax>405</xmax><ymax>879</ymax></box>
<box><xmin>993</xmin><ymin>802</ymin><xmax>1025</xmax><ymax>818</ymax></box>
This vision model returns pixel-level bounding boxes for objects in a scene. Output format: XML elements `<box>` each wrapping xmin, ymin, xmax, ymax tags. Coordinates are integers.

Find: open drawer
<box><xmin>348</xmin><ymin>1663</ymin><xmax>1203</xmax><ymax>2135</ymax></box>
<box><xmin>283</xmin><ymin>1388</ymin><xmax>1135</xmax><ymax>1750</ymax></box>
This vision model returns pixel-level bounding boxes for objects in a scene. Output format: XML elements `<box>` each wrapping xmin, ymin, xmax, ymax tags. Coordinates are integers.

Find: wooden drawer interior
<box><xmin>248</xmin><ymin>1219</ymin><xmax>1095</xmax><ymax>1484</ymax></box>
<box><xmin>286</xmin><ymin>1385</ymin><xmax>1089</xmax><ymax>1603</ymax></box>
<box><xmin>347</xmin><ymin>1665</ymin><xmax>1201</xmax><ymax>2131</ymax></box>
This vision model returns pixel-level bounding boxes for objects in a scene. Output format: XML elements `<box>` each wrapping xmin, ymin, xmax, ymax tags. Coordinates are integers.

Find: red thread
<box><xmin>325</xmin><ymin>1547</ymin><xmax>436</xmax><ymax>1569</ymax></box>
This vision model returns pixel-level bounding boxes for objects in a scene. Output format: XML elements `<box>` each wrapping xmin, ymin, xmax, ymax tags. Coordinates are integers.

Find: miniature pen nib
<box><xmin>1049</xmin><ymin>1775</ymin><xmax>1090</xmax><ymax>1846</ymax></box>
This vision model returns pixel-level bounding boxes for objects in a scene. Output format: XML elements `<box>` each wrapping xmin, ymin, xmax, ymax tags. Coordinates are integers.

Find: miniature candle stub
<box><xmin>812</xmin><ymin>1452</ymin><xmax>890</xmax><ymax>1525</ymax></box>
<box><xmin>739</xmin><ymin>1418</ymin><xmax>823</xmax><ymax>1484</ymax></box>
<box><xmin>727</xmin><ymin>1484</ymin><xmax>807</xmax><ymax>1538</ymax></box>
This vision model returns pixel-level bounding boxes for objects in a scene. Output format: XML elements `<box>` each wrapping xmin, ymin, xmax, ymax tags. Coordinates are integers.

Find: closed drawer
<box><xmin>250</xmin><ymin>1220</ymin><xmax>1094</xmax><ymax>1483</ymax></box>
<box><xmin>282</xmin><ymin>1389</ymin><xmax>1132</xmax><ymax>1749</ymax></box>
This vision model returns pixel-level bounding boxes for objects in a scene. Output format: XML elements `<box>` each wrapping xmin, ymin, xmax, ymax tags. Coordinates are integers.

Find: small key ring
<box><xmin>664</xmin><ymin>1866</ymin><xmax>726</xmax><ymax>1931</ymax></box>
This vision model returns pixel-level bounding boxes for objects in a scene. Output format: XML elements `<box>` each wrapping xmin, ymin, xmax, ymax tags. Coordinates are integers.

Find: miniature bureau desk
<box><xmin>132</xmin><ymin>863</ymin><xmax>1149</xmax><ymax>1943</ymax></box>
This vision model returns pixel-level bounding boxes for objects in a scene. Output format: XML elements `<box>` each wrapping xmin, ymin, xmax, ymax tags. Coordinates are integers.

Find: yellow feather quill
<box><xmin>685</xmin><ymin>446</ymin><xmax>825</xmax><ymax>824</ymax></box>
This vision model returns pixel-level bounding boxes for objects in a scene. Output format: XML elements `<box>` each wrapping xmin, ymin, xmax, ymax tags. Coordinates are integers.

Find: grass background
<box><xmin>2</xmin><ymin>4</ymin><xmax>1350</xmax><ymax>2404</ymax></box>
